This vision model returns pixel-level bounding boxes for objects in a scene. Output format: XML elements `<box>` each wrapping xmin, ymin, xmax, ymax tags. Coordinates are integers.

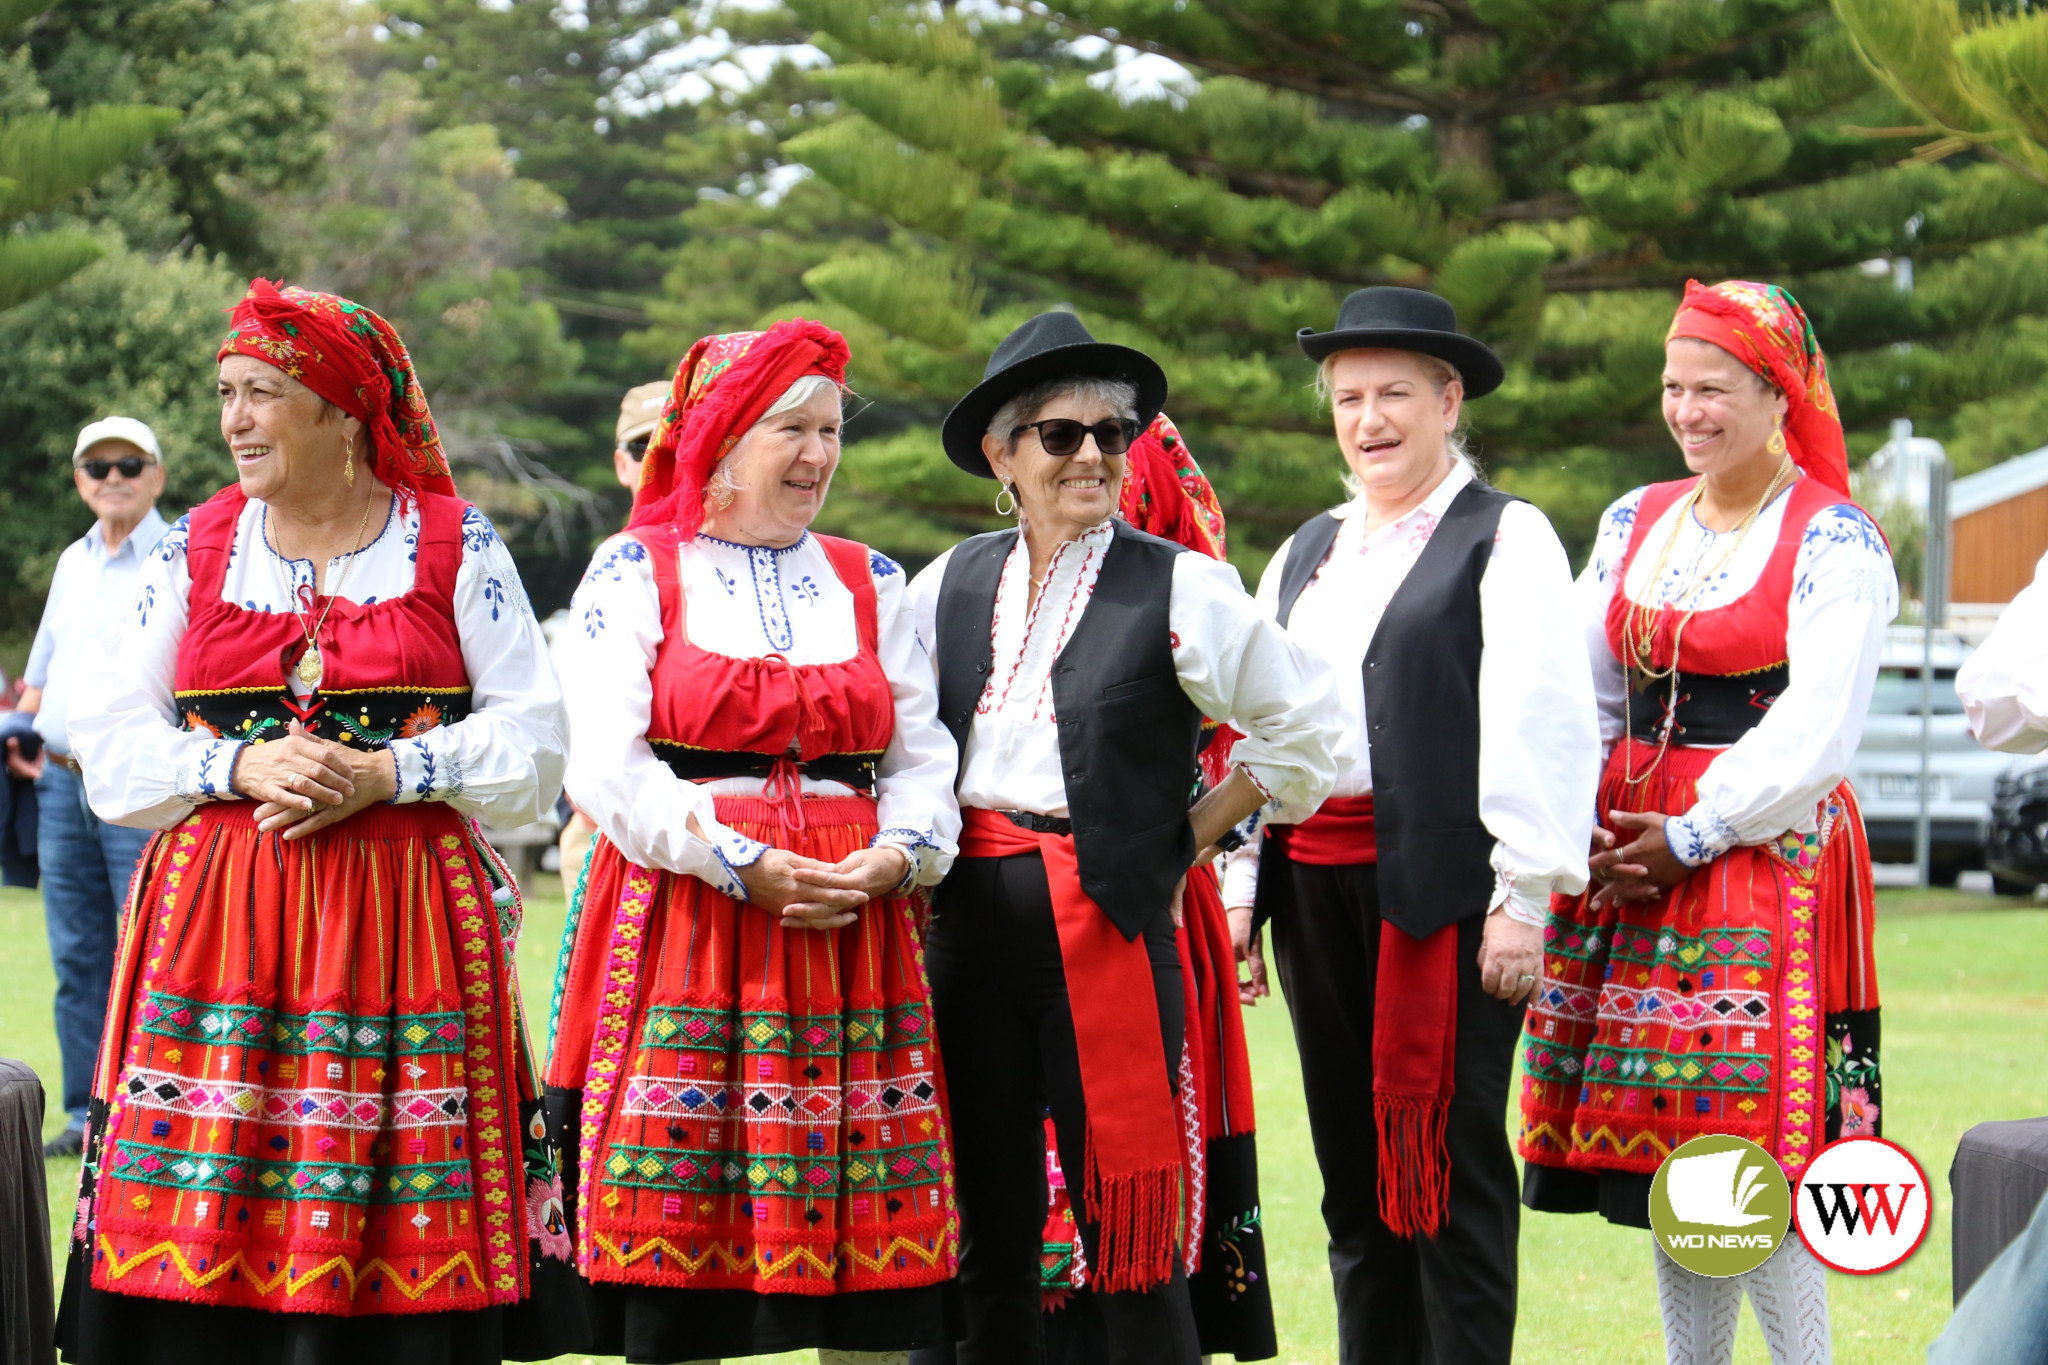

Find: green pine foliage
<box><xmin>697</xmin><ymin>0</ymin><xmax>2048</xmax><ymax>576</ymax></box>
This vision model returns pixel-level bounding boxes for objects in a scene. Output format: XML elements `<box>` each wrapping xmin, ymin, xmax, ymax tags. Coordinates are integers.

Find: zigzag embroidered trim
<box><xmin>96</xmin><ymin>1238</ymin><xmax>488</xmax><ymax>1302</ymax></box>
<box><xmin>591</xmin><ymin>1231</ymin><xmax>947</xmax><ymax>1277</ymax></box>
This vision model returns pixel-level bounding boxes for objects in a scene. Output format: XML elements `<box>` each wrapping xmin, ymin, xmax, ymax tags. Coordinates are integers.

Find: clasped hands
<box><xmin>231</xmin><ymin>719</ymin><xmax>398</xmax><ymax>839</ymax></box>
<box><xmin>735</xmin><ymin>846</ymin><xmax>910</xmax><ymax>931</ymax></box>
<box><xmin>1588</xmin><ymin>809</ymin><xmax>1691</xmax><ymax>907</ymax></box>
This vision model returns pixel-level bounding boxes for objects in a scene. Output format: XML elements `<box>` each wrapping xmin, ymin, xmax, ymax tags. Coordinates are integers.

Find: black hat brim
<box><xmin>1295</xmin><ymin>326</ymin><xmax>1504</xmax><ymax>398</ymax></box>
<box><xmin>942</xmin><ymin>341</ymin><xmax>1168</xmax><ymax>478</ymax></box>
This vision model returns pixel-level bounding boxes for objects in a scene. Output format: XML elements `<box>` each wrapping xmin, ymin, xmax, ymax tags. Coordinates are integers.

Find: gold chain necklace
<box><xmin>1619</xmin><ymin>459</ymin><xmax>1795</xmax><ymax>784</ymax></box>
<box><xmin>272</xmin><ymin>495</ymin><xmax>377</xmax><ymax>691</ymax></box>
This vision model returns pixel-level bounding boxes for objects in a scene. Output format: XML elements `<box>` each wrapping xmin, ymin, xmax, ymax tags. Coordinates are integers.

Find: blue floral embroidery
<box><xmin>582</xmin><ymin>602</ymin><xmax>606</xmax><ymax>637</ymax></box>
<box><xmin>714</xmin><ymin>567</ymin><xmax>737</xmax><ymax>596</ymax></box>
<box><xmin>460</xmin><ymin>506</ymin><xmax>501</xmax><ymax>553</ymax></box>
<box><xmin>790</xmin><ymin>574</ymin><xmax>822</xmax><ymax>606</ymax></box>
<box><xmin>1800</xmin><ymin>504</ymin><xmax>1887</xmax><ymax>557</ymax></box>
<box><xmin>413</xmin><ymin>741</ymin><xmax>437</xmax><ymax>797</ymax></box>
<box><xmin>482</xmin><ymin>576</ymin><xmax>507</xmax><ymax>621</ymax></box>
<box><xmin>156</xmin><ymin>515</ymin><xmax>190</xmax><ymax>562</ymax></box>
<box><xmin>581</xmin><ymin>537</ymin><xmax>647</xmax><ymax>588</ymax></box>
<box><xmin>136</xmin><ymin>583</ymin><xmax>156</xmax><ymax>626</ymax></box>
<box><xmin>1795</xmin><ymin>505</ymin><xmax>1892</xmax><ymax>605</ymax></box>
<box><xmin>868</xmin><ymin>550</ymin><xmax>902</xmax><ymax>579</ymax></box>
<box><xmin>749</xmin><ymin>546</ymin><xmax>794</xmax><ymax>651</ymax></box>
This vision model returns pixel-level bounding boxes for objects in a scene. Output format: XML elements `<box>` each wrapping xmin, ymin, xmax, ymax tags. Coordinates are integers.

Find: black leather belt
<box><xmin>1000</xmin><ymin>809</ymin><xmax>1073</xmax><ymax>835</ymax></box>
<box><xmin>1627</xmin><ymin>665</ymin><xmax>1788</xmax><ymax>747</ymax></box>
<box><xmin>651</xmin><ymin>744</ymin><xmax>881</xmax><ymax>794</ymax></box>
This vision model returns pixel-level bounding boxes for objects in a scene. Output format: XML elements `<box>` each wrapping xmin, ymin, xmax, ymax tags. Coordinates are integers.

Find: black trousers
<box><xmin>1269</xmin><ymin>860</ymin><xmax>1524</xmax><ymax>1365</ymax></box>
<box><xmin>922</xmin><ymin>853</ymin><xmax>1201</xmax><ymax>1365</ymax></box>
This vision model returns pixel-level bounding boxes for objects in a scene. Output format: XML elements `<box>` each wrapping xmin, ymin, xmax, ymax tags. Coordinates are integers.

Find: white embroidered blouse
<box><xmin>1219</xmin><ymin>462</ymin><xmax>1601</xmax><ymax>924</ymax></box>
<box><xmin>1958</xmin><ymin>548</ymin><xmax>2048</xmax><ymax>753</ymax></box>
<box><xmin>70</xmin><ymin>494</ymin><xmax>567</xmax><ymax>830</ymax></box>
<box><xmin>560</xmin><ymin>530</ymin><xmax>960</xmax><ymax>901</ymax></box>
<box><xmin>905</xmin><ymin>519</ymin><xmax>1341</xmax><ymax>828</ymax></box>
<box><xmin>1579</xmin><ymin>481</ymin><xmax>1898</xmax><ymax>865</ymax></box>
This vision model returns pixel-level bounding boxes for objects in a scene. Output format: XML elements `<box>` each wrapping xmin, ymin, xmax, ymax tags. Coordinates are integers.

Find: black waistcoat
<box><xmin>1259</xmin><ymin>480</ymin><xmax>1515</xmax><ymax>940</ymax></box>
<box><xmin>934</xmin><ymin>520</ymin><xmax>1203</xmax><ymax>941</ymax></box>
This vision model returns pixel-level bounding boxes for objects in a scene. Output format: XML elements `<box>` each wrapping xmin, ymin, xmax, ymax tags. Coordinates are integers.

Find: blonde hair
<box><xmin>1315</xmin><ymin>350</ymin><xmax>1477</xmax><ymax>495</ymax></box>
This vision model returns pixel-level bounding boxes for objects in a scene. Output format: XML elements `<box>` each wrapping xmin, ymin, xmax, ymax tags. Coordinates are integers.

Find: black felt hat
<box><xmin>942</xmin><ymin>312</ymin><xmax>1168</xmax><ymax>477</ymax></box>
<box><xmin>1296</xmin><ymin>287</ymin><xmax>1504</xmax><ymax>398</ymax></box>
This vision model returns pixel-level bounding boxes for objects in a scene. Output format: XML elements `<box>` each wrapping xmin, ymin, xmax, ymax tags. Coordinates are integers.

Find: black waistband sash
<box><xmin>649</xmin><ymin>741</ymin><xmax>883</xmax><ymax>794</ymax></box>
<box><xmin>175</xmin><ymin>687</ymin><xmax>474</xmax><ymax>751</ymax></box>
<box><xmin>1626</xmin><ymin>665</ymin><xmax>1788</xmax><ymax>747</ymax></box>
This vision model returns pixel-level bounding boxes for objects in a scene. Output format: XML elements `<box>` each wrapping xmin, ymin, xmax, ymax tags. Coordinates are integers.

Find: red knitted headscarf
<box><xmin>217</xmin><ymin>279</ymin><xmax>454</xmax><ymax>501</ymax></box>
<box><xmin>1116</xmin><ymin>412</ymin><xmax>1227</xmax><ymax>561</ymax></box>
<box><xmin>1666</xmin><ymin>279</ymin><xmax>1851</xmax><ymax>497</ymax></box>
<box><xmin>628</xmin><ymin>320</ymin><xmax>851</xmax><ymax>541</ymax></box>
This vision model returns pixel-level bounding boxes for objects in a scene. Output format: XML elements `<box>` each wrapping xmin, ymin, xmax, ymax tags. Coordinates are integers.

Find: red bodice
<box><xmin>1603</xmin><ymin>475</ymin><xmax>1844</xmax><ymax>678</ymax></box>
<box><xmin>173</xmin><ymin>486</ymin><xmax>471</xmax><ymax>748</ymax></box>
<box><xmin>632</xmin><ymin>525</ymin><xmax>895</xmax><ymax>762</ymax></box>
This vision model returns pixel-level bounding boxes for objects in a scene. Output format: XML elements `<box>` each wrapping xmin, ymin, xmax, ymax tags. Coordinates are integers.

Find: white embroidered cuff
<box><xmin>707</xmin><ymin>839</ymin><xmax>763</xmax><ymax>902</ymax></box>
<box><xmin>389</xmin><ymin>735</ymin><xmax>464</xmax><ymax>804</ymax></box>
<box><xmin>1666</xmin><ymin>807</ymin><xmax>1737</xmax><ymax>868</ymax></box>
<box><xmin>1490</xmin><ymin>872</ymin><xmax>1550</xmax><ymax>926</ymax></box>
<box><xmin>176</xmin><ymin>739</ymin><xmax>245</xmax><ymax>803</ymax></box>
<box><xmin>872</xmin><ymin>828</ymin><xmax>940</xmax><ymax>892</ymax></box>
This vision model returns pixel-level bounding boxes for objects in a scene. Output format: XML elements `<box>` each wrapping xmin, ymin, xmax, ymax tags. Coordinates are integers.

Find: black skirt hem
<box><xmin>588</xmin><ymin>1279</ymin><xmax>963</xmax><ymax>1359</ymax></box>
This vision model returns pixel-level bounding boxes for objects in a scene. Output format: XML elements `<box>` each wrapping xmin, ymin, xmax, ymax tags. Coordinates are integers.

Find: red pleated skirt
<box><xmin>78</xmin><ymin>802</ymin><xmax>562</xmax><ymax>1318</ymax></box>
<box><xmin>1518</xmin><ymin>739</ymin><xmax>1880</xmax><ymax>1183</ymax></box>
<box><xmin>546</xmin><ymin>794</ymin><xmax>959</xmax><ymax>1297</ymax></box>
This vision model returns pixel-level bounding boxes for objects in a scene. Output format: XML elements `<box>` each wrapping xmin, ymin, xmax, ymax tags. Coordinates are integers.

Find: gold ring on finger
<box><xmin>288</xmin><ymin>772</ymin><xmax>302</xmax><ymax>791</ymax></box>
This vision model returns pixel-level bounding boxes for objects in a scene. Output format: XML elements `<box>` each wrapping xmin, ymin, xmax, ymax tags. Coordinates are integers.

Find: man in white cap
<box><xmin>554</xmin><ymin>381</ymin><xmax>669</xmax><ymax>900</ymax></box>
<box><xmin>18</xmin><ymin>416</ymin><xmax>170</xmax><ymax>1156</ymax></box>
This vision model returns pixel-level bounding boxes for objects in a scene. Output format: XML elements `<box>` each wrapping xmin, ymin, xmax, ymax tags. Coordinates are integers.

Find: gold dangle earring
<box><xmin>1766</xmin><ymin>419</ymin><xmax>1787</xmax><ymax>458</ymax></box>
<box><xmin>994</xmin><ymin>481</ymin><xmax>1017</xmax><ymax>517</ymax></box>
<box><xmin>342</xmin><ymin>434</ymin><xmax>357</xmax><ymax>487</ymax></box>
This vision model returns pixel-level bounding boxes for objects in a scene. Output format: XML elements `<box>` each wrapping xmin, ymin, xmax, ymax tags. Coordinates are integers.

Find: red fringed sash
<box><xmin>959</xmin><ymin>808</ymin><xmax>1184</xmax><ymax>1292</ymax></box>
<box><xmin>1270</xmin><ymin>791</ymin><xmax>1457</xmax><ymax>1237</ymax></box>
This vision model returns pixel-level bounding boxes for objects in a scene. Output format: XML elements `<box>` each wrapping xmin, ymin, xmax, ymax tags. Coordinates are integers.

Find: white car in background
<box><xmin>1846</xmin><ymin>627</ymin><xmax>2007</xmax><ymax>884</ymax></box>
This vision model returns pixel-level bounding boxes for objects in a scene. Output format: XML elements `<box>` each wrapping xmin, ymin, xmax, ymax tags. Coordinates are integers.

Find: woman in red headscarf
<box><xmin>544</xmin><ymin>321</ymin><xmax>962</xmax><ymax>1361</ymax></box>
<box><xmin>57</xmin><ymin>281</ymin><xmax>580</xmax><ymax>1363</ymax></box>
<box><xmin>1518</xmin><ymin>281</ymin><xmax>1897</xmax><ymax>1365</ymax></box>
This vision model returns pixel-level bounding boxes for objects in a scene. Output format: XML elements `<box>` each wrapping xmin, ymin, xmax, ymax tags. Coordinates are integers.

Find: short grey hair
<box><xmin>1315</xmin><ymin>350</ymin><xmax>1477</xmax><ymax>494</ymax></box>
<box><xmin>986</xmin><ymin>377</ymin><xmax>1139</xmax><ymax>455</ymax></box>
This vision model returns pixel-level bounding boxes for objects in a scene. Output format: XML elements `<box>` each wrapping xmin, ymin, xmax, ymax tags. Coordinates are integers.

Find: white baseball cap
<box><xmin>73</xmin><ymin>415</ymin><xmax>164</xmax><ymax>466</ymax></box>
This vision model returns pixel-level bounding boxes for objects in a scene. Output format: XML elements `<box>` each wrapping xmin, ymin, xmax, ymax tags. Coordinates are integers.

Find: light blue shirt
<box><xmin>27</xmin><ymin>507</ymin><xmax>169</xmax><ymax>755</ymax></box>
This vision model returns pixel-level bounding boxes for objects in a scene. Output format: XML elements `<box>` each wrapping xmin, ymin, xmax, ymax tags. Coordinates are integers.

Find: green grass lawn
<box><xmin>6</xmin><ymin>878</ymin><xmax>2046</xmax><ymax>1363</ymax></box>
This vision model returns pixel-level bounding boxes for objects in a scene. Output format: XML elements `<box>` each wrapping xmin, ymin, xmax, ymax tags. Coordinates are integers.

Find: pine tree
<box><xmin>730</xmin><ymin>0</ymin><xmax>2048</xmax><ymax>572</ymax></box>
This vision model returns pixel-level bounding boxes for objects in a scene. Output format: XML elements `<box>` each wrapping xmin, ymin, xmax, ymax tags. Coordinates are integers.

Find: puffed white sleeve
<box><xmin>1478</xmin><ymin>502</ymin><xmax>1601</xmax><ymax>924</ymax></box>
<box><xmin>1218</xmin><ymin>537</ymin><xmax>1292</xmax><ymax>911</ymax></box>
<box><xmin>1957</xmin><ymin>548</ymin><xmax>2048</xmax><ymax>753</ymax></box>
<box><xmin>1169</xmin><ymin>550</ymin><xmax>1340</xmax><ymax>825</ymax></box>
<box><xmin>1579</xmin><ymin>488</ymin><xmax>1643</xmax><ymax>752</ymax></box>
<box><xmin>387</xmin><ymin>509</ymin><xmax>566</xmax><ymax>825</ymax></box>
<box><xmin>71</xmin><ymin>517</ymin><xmax>248</xmax><ymax>827</ymax></box>
<box><xmin>865</xmin><ymin>549</ymin><xmax>960</xmax><ymax>888</ymax></box>
<box><xmin>558</xmin><ymin>534</ymin><xmax>757</xmax><ymax>898</ymax></box>
<box><xmin>1665</xmin><ymin>504</ymin><xmax>1898</xmax><ymax>865</ymax></box>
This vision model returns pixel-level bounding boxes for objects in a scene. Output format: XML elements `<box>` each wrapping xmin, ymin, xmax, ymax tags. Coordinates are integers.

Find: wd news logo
<box><xmin>1650</xmin><ymin>1135</ymin><xmax>1791</xmax><ymax>1277</ymax></box>
<box><xmin>1792</xmin><ymin>1136</ymin><xmax>1932</xmax><ymax>1275</ymax></box>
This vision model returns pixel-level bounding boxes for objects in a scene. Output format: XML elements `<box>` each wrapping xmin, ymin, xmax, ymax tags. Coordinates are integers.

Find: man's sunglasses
<box><xmin>1011</xmin><ymin>418</ymin><xmax>1139</xmax><ymax>457</ymax></box>
<box><xmin>78</xmin><ymin>456</ymin><xmax>153</xmax><ymax>481</ymax></box>
<box><xmin>622</xmin><ymin>435</ymin><xmax>650</xmax><ymax>462</ymax></box>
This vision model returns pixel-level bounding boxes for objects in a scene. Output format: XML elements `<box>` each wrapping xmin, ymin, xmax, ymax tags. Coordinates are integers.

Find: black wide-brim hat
<box><xmin>942</xmin><ymin>311</ymin><xmax>1168</xmax><ymax>477</ymax></box>
<box><xmin>1297</xmin><ymin>286</ymin><xmax>1504</xmax><ymax>398</ymax></box>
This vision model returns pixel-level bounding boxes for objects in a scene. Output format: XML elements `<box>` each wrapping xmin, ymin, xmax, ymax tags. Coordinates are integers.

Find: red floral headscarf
<box><xmin>1666</xmin><ymin>279</ymin><xmax>1850</xmax><ymax>497</ymax></box>
<box><xmin>217</xmin><ymin>279</ymin><xmax>454</xmax><ymax>502</ymax></box>
<box><xmin>1116</xmin><ymin>412</ymin><xmax>1227</xmax><ymax>560</ymax></box>
<box><xmin>629</xmin><ymin>320</ymin><xmax>851</xmax><ymax>541</ymax></box>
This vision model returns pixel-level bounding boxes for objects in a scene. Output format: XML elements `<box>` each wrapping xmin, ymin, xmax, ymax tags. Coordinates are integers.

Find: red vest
<box><xmin>173</xmin><ymin>486</ymin><xmax>472</xmax><ymax>749</ymax></box>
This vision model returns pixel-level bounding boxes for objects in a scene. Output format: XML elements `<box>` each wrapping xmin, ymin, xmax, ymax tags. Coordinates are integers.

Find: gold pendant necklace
<box><xmin>273</xmin><ymin>494</ymin><xmax>378</xmax><ymax>692</ymax></box>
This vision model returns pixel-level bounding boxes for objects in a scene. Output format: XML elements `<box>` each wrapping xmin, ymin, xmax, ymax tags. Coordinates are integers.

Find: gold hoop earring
<box><xmin>994</xmin><ymin>481</ymin><xmax>1016</xmax><ymax>517</ymax></box>
<box><xmin>1766</xmin><ymin>425</ymin><xmax>1787</xmax><ymax>457</ymax></box>
<box><xmin>706</xmin><ymin>470</ymin><xmax>737</xmax><ymax>510</ymax></box>
<box><xmin>342</xmin><ymin>435</ymin><xmax>356</xmax><ymax>487</ymax></box>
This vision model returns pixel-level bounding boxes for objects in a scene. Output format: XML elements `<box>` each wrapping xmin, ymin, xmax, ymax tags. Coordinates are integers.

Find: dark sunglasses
<box><xmin>1011</xmin><ymin>417</ymin><xmax>1138</xmax><ymax>457</ymax></box>
<box><xmin>79</xmin><ymin>456</ymin><xmax>152</xmax><ymax>480</ymax></box>
<box><xmin>622</xmin><ymin>435</ymin><xmax>650</xmax><ymax>462</ymax></box>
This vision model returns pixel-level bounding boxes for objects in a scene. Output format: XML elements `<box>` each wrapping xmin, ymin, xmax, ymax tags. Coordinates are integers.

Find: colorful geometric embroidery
<box><xmin>136</xmin><ymin>993</ymin><xmax>467</xmax><ymax>1056</ymax></box>
<box><xmin>120</xmin><ymin>1068</ymin><xmax>467</xmax><ymax>1130</ymax></box>
<box><xmin>107</xmin><ymin>1141</ymin><xmax>474</xmax><ymax>1202</ymax></box>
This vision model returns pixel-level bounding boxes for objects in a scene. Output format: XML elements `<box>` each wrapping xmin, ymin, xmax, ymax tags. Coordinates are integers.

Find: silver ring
<box><xmin>1517</xmin><ymin>973</ymin><xmax>1537</xmax><ymax>985</ymax></box>
<box><xmin>287</xmin><ymin>772</ymin><xmax>302</xmax><ymax>791</ymax></box>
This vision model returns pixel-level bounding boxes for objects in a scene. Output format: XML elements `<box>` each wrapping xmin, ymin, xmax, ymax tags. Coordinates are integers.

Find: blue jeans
<box><xmin>37</xmin><ymin>762</ymin><xmax>151</xmax><ymax>1128</ymax></box>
